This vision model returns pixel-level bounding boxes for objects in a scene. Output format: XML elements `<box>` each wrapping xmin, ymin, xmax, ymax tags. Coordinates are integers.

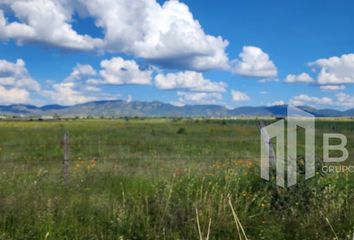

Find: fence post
<box><xmin>63</xmin><ymin>130</ymin><xmax>70</xmax><ymax>184</ymax></box>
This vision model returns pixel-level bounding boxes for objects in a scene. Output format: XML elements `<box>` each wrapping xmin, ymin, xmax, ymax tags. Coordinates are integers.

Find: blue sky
<box><xmin>0</xmin><ymin>0</ymin><xmax>354</xmax><ymax>109</ymax></box>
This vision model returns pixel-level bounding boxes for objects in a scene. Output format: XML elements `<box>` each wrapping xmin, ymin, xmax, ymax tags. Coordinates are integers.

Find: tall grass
<box><xmin>0</xmin><ymin>119</ymin><xmax>353</xmax><ymax>239</ymax></box>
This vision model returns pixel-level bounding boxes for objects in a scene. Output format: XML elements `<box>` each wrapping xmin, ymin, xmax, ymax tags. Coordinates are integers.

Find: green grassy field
<box><xmin>0</xmin><ymin>119</ymin><xmax>354</xmax><ymax>239</ymax></box>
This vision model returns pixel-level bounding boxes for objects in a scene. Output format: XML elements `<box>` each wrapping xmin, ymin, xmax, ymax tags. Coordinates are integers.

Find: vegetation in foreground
<box><xmin>0</xmin><ymin>119</ymin><xmax>354</xmax><ymax>239</ymax></box>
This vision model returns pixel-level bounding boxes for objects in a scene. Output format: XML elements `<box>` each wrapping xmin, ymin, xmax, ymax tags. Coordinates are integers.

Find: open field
<box><xmin>0</xmin><ymin>119</ymin><xmax>354</xmax><ymax>239</ymax></box>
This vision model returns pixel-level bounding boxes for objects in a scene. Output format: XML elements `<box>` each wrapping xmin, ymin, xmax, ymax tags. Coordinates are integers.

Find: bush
<box><xmin>176</xmin><ymin>127</ymin><xmax>187</xmax><ymax>135</ymax></box>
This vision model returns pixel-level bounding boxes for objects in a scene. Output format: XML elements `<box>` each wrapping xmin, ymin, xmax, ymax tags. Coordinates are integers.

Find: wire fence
<box><xmin>0</xmin><ymin>130</ymin><xmax>260</xmax><ymax>180</ymax></box>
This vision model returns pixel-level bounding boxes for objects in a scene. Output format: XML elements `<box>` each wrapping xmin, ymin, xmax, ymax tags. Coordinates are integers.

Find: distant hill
<box><xmin>0</xmin><ymin>100</ymin><xmax>353</xmax><ymax>117</ymax></box>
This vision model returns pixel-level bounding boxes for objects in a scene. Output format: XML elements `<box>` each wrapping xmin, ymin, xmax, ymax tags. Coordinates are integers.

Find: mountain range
<box><xmin>0</xmin><ymin>100</ymin><xmax>353</xmax><ymax>118</ymax></box>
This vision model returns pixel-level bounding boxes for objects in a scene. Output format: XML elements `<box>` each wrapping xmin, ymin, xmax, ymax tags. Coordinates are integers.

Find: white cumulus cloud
<box><xmin>231</xmin><ymin>90</ymin><xmax>250</xmax><ymax>102</ymax></box>
<box><xmin>0</xmin><ymin>0</ymin><xmax>101</xmax><ymax>50</ymax></box>
<box><xmin>231</xmin><ymin>46</ymin><xmax>277</xmax><ymax>78</ymax></box>
<box><xmin>77</xmin><ymin>0</ymin><xmax>229</xmax><ymax>71</ymax></box>
<box><xmin>0</xmin><ymin>58</ymin><xmax>40</xmax><ymax>104</ymax></box>
<box><xmin>0</xmin><ymin>85</ymin><xmax>30</xmax><ymax>104</ymax></box>
<box><xmin>284</xmin><ymin>72</ymin><xmax>314</xmax><ymax>83</ymax></box>
<box><xmin>290</xmin><ymin>94</ymin><xmax>333</xmax><ymax>106</ymax></box>
<box><xmin>155</xmin><ymin>71</ymin><xmax>226</xmax><ymax>92</ymax></box>
<box><xmin>335</xmin><ymin>93</ymin><xmax>354</xmax><ymax>108</ymax></box>
<box><xmin>43</xmin><ymin>63</ymin><xmax>101</xmax><ymax>105</ymax></box>
<box><xmin>290</xmin><ymin>92</ymin><xmax>354</xmax><ymax>109</ymax></box>
<box><xmin>310</xmin><ymin>53</ymin><xmax>354</xmax><ymax>85</ymax></box>
<box><xmin>0</xmin><ymin>0</ymin><xmax>229</xmax><ymax>71</ymax></box>
<box><xmin>0</xmin><ymin>58</ymin><xmax>40</xmax><ymax>91</ymax></box>
<box><xmin>320</xmin><ymin>85</ymin><xmax>345</xmax><ymax>91</ymax></box>
<box><xmin>65</xmin><ymin>64</ymin><xmax>97</xmax><ymax>83</ymax></box>
<box><xmin>95</xmin><ymin>57</ymin><xmax>152</xmax><ymax>85</ymax></box>
<box><xmin>44</xmin><ymin>82</ymin><xmax>96</xmax><ymax>105</ymax></box>
<box><xmin>44</xmin><ymin>57</ymin><xmax>153</xmax><ymax>105</ymax></box>
<box><xmin>268</xmin><ymin>100</ymin><xmax>285</xmax><ymax>106</ymax></box>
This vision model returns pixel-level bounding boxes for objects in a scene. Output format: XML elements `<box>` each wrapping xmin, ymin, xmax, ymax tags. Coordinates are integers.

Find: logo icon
<box><xmin>260</xmin><ymin>105</ymin><xmax>350</xmax><ymax>187</ymax></box>
<box><xmin>260</xmin><ymin>105</ymin><xmax>315</xmax><ymax>187</ymax></box>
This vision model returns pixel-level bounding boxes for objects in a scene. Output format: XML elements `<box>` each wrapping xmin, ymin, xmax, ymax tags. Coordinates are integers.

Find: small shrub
<box><xmin>176</xmin><ymin>127</ymin><xmax>187</xmax><ymax>135</ymax></box>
